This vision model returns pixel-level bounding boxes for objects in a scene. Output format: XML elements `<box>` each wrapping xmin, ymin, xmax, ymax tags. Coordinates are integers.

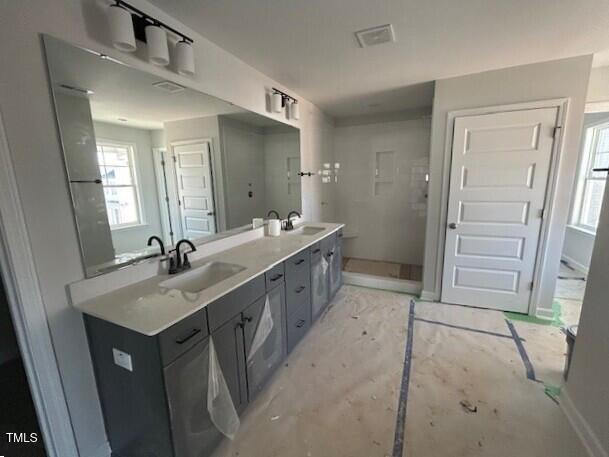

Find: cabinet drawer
<box><xmin>285</xmin><ymin>249</ymin><xmax>310</xmax><ymax>284</ymax></box>
<box><xmin>285</xmin><ymin>281</ymin><xmax>311</xmax><ymax>317</ymax></box>
<box><xmin>310</xmin><ymin>242</ymin><xmax>322</xmax><ymax>263</ymax></box>
<box><xmin>207</xmin><ymin>276</ymin><xmax>266</xmax><ymax>332</ymax></box>
<box><xmin>286</xmin><ymin>304</ymin><xmax>310</xmax><ymax>354</ymax></box>
<box><xmin>159</xmin><ymin>308</ymin><xmax>209</xmax><ymax>366</ymax></box>
<box><xmin>265</xmin><ymin>263</ymin><xmax>285</xmax><ymax>290</ymax></box>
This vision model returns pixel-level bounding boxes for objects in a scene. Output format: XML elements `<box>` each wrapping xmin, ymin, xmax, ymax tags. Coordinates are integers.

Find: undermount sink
<box><xmin>160</xmin><ymin>262</ymin><xmax>246</xmax><ymax>293</ymax></box>
<box><xmin>287</xmin><ymin>226</ymin><xmax>326</xmax><ymax>236</ymax></box>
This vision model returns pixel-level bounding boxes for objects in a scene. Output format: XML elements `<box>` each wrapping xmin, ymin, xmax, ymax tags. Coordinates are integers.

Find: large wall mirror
<box><xmin>43</xmin><ymin>35</ymin><xmax>301</xmax><ymax>277</ymax></box>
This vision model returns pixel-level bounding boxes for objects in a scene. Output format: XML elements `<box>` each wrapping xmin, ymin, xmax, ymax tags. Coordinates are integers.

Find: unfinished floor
<box><xmin>343</xmin><ymin>257</ymin><xmax>423</xmax><ymax>281</ymax></box>
<box><xmin>211</xmin><ymin>285</ymin><xmax>585</xmax><ymax>457</ymax></box>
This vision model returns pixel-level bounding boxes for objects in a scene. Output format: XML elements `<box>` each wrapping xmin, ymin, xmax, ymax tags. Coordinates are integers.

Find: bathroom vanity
<box><xmin>77</xmin><ymin>224</ymin><xmax>343</xmax><ymax>457</ymax></box>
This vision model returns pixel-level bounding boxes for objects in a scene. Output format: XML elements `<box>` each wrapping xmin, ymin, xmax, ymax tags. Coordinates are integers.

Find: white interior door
<box><xmin>441</xmin><ymin>107</ymin><xmax>558</xmax><ymax>312</ymax></box>
<box><xmin>172</xmin><ymin>141</ymin><xmax>217</xmax><ymax>240</ymax></box>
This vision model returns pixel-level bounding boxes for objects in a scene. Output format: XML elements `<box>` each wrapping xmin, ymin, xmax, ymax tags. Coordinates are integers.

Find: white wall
<box><xmin>565</xmin><ymin>174</ymin><xmax>609</xmax><ymax>456</ymax></box>
<box><xmin>93</xmin><ymin>122</ymin><xmax>164</xmax><ymax>254</ymax></box>
<box><xmin>263</xmin><ymin>130</ymin><xmax>301</xmax><ymax>218</ymax></box>
<box><xmin>561</xmin><ymin>112</ymin><xmax>609</xmax><ymax>273</ymax></box>
<box><xmin>334</xmin><ymin>117</ymin><xmax>431</xmax><ymax>265</ymax></box>
<box><xmin>421</xmin><ymin>56</ymin><xmax>592</xmax><ymax>317</ymax></box>
<box><xmin>0</xmin><ymin>1</ymin><xmax>332</xmax><ymax>455</ymax></box>
<box><xmin>219</xmin><ymin>117</ymin><xmax>266</xmax><ymax>228</ymax></box>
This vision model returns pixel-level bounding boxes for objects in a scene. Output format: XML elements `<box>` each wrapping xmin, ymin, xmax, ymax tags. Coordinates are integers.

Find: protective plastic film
<box><xmin>247</xmin><ymin>295</ymin><xmax>274</xmax><ymax>362</ymax></box>
<box><xmin>207</xmin><ymin>337</ymin><xmax>240</xmax><ymax>440</ymax></box>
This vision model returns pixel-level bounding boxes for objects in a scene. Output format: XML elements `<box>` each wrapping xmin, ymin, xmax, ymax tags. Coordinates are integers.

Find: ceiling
<box><xmin>44</xmin><ymin>36</ymin><xmax>288</xmax><ymax>131</ymax></box>
<box><xmin>149</xmin><ymin>0</ymin><xmax>609</xmax><ymax>118</ymax></box>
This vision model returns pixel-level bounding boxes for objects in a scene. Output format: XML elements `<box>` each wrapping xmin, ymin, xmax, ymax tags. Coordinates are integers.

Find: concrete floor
<box><xmin>212</xmin><ymin>285</ymin><xmax>586</xmax><ymax>457</ymax></box>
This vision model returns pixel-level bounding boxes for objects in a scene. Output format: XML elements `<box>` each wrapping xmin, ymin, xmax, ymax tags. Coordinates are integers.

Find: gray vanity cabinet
<box><xmin>329</xmin><ymin>229</ymin><xmax>343</xmax><ymax>299</ymax></box>
<box><xmin>243</xmin><ymin>283</ymin><xmax>287</xmax><ymax>399</ymax></box>
<box><xmin>284</xmin><ymin>248</ymin><xmax>312</xmax><ymax>353</ymax></box>
<box><xmin>310</xmin><ymin>242</ymin><xmax>329</xmax><ymax>321</ymax></box>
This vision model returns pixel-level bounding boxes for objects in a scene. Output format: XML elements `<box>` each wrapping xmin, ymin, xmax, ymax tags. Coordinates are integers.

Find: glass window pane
<box><xmin>597</xmin><ymin>127</ymin><xmax>609</xmax><ymax>153</ymax></box>
<box><xmin>96</xmin><ymin>148</ymin><xmax>105</xmax><ymax>166</ymax></box>
<box><xmin>103</xmin><ymin>187</ymin><xmax>138</xmax><ymax>226</ymax></box>
<box><xmin>103</xmin><ymin>147</ymin><xmax>130</xmax><ymax>166</ymax></box>
<box><xmin>104</xmin><ymin>165</ymin><xmax>132</xmax><ymax>185</ymax></box>
<box><xmin>592</xmin><ymin>152</ymin><xmax>609</xmax><ymax>177</ymax></box>
<box><xmin>581</xmin><ymin>179</ymin><xmax>606</xmax><ymax>229</ymax></box>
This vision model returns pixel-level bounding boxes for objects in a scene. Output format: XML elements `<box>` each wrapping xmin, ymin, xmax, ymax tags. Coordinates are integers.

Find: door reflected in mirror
<box><xmin>43</xmin><ymin>35</ymin><xmax>301</xmax><ymax>277</ymax></box>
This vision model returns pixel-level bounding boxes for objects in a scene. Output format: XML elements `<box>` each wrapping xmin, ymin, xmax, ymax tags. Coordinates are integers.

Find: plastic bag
<box><xmin>322</xmin><ymin>256</ymin><xmax>329</xmax><ymax>275</ymax></box>
<box><xmin>247</xmin><ymin>295</ymin><xmax>274</xmax><ymax>362</ymax></box>
<box><xmin>315</xmin><ymin>259</ymin><xmax>327</xmax><ymax>296</ymax></box>
<box><xmin>207</xmin><ymin>337</ymin><xmax>240</xmax><ymax>440</ymax></box>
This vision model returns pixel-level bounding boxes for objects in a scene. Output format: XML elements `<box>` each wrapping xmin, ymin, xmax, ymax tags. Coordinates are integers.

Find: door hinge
<box><xmin>553</xmin><ymin>126</ymin><xmax>562</xmax><ymax>139</ymax></box>
<box><xmin>172</xmin><ymin>155</ymin><xmax>177</xmax><ymax>163</ymax></box>
<box><xmin>537</xmin><ymin>208</ymin><xmax>545</xmax><ymax>219</ymax></box>
<box><xmin>528</xmin><ymin>281</ymin><xmax>534</xmax><ymax>291</ymax></box>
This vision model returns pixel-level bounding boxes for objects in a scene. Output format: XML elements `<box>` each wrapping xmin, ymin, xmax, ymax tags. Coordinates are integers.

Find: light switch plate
<box><xmin>112</xmin><ymin>348</ymin><xmax>133</xmax><ymax>372</ymax></box>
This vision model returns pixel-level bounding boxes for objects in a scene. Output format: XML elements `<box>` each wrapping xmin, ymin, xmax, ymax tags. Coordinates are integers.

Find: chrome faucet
<box><xmin>284</xmin><ymin>210</ymin><xmax>301</xmax><ymax>231</ymax></box>
<box><xmin>168</xmin><ymin>239</ymin><xmax>197</xmax><ymax>275</ymax></box>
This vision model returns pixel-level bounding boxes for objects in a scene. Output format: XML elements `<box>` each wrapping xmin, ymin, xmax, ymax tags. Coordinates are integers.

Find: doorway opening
<box><xmin>0</xmin><ymin>275</ymin><xmax>47</xmax><ymax>456</ymax></box>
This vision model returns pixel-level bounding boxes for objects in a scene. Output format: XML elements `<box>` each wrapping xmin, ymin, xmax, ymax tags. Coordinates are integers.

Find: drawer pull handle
<box><xmin>270</xmin><ymin>273</ymin><xmax>283</xmax><ymax>282</ymax></box>
<box><xmin>295</xmin><ymin>319</ymin><xmax>306</xmax><ymax>328</ymax></box>
<box><xmin>175</xmin><ymin>328</ymin><xmax>201</xmax><ymax>344</ymax></box>
<box><xmin>338</xmin><ymin>234</ymin><xmax>343</xmax><ymax>238</ymax></box>
<box><xmin>295</xmin><ymin>286</ymin><xmax>306</xmax><ymax>294</ymax></box>
<box><xmin>294</xmin><ymin>259</ymin><xmax>305</xmax><ymax>265</ymax></box>
<box><xmin>312</xmin><ymin>248</ymin><xmax>321</xmax><ymax>254</ymax></box>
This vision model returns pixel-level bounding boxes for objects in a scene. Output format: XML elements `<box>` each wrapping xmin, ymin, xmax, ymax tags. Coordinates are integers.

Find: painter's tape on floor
<box><xmin>505</xmin><ymin>319</ymin><xmax>538</xmax><ymax>382</ymax></box>
<box><xmin>413</xmin><ymin>317</ymin><xmax>519</xmax><ymax>340</ymax></box>
<box><xmin>392</xmin><ymin>299</ymin><xmax>415</xmax><ymax>457</ymax></box>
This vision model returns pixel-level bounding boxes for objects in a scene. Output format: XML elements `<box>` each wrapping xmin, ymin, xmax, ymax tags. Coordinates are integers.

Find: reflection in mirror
<box><xmin>43</xmin><ymin>35</ymin><xmax>301</xmax><ymax>277</ymax></box>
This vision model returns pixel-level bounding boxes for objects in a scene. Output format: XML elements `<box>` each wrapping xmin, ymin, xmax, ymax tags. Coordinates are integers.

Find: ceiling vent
<box><xmin>152</xmin><ymin>80</ymin><xmax>185</xmax><ymax>93</ymax></box>
<box><xmin>355</xmin><ymin>24</ymin><xmax>395</xmax><ymax>48</ymax></box>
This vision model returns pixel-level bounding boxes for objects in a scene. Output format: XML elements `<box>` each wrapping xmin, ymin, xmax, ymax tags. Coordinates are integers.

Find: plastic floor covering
<box><xmin>211</xmin><ymin>285</ymin><xmax>586</xmax><ymax>457</ymax></box>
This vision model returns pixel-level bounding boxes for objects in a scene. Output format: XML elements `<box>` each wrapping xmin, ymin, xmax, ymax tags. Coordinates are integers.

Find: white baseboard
<box><xmin>561</xmin><ymin>255</ymin><xmax>590</xmax><ymax>275</ymax></box>
<box><xmin>419</xmin><ymin>289</ymin><xmax>439</xmax><ymax>302</ymax></box>
<box><xmin>560</xmin><ymin>387</ymin><xmax>608</xmax><ymax>457</ymax></box>
<box><xmin>342</xmin><ymin>272</ymin><xmax>421</xmax><ymax>295</ymax></box>
<box><xmin>536</xmin><ymin>307</ymin><xmax>555</xmax><ymax>320</ymax></box>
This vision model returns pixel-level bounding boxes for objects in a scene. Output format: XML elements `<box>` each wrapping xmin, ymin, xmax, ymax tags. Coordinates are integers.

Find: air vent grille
<box><xmin>152</xmin><ymin>80</ymin><xmax>185</xmax><ymax>93</ymax></box>
<box><xmin>355</xmin><ymin>24</ymin><xmax>395</xmax><ymax>48</ymax></box>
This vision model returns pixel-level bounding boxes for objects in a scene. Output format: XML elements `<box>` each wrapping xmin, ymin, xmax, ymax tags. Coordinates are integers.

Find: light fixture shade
<box><xmin>108</xmin><ymin>4</ymin><xmax>136</xmax><ymax>52</ymax></box>
<box><xmin>272</xmin><ymin>92</ymin><xmax>283</xmax><ymax>113</ymax></box>
<box><xmin>146</xmin><ymin>25</ymin><xmax>169</xmax><ymax>66</ymax></box>
<box><xmin>290</xmin><ymin>100</ymin><xmax>300</xmax><ymax>120</ymax></box>
<box><xmin>176</xmin><ymin>40</ymin><xmax>195</xmax><ymax>76</ymax></box>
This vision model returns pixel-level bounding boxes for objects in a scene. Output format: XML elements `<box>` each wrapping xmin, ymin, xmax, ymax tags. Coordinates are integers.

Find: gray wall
<box><xmin>93</xmin><ymin>122</ymin><xmax>164</xmax><ymax>254</ymax></box>
<box><xmin>561</xmin><ymin>112</ymin><xmax>609</xmax><ymax>273</ymax></box>
<box><xmin>566</xmin><ymin>175</ymin><xmax>609</xmax><ymax>455</ymax></box>
<box><xmin>333</xmin><ymin>117</ymin><xmax>431</xmax><ymax>265</ymax></box>
<box><xmin>421</xmin><ymin>56</ymin><xmax>592</xmax><ymax>317</ymax></box>
<box><xmin>0</xmin><ymin>280</ymin><xmax>20</xmax><ymax>366</ymax></box>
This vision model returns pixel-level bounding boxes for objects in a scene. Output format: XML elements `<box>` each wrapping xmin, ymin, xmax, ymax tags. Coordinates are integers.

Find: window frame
<box><xmin>96</xmin><ymin>139</ymin><xmax>146</xmax><ymax>230</ymax></box>
<box><xmin>570</xmin><ymin>120</ymin><xmax>609</xmax><ymax>234</ymax></box>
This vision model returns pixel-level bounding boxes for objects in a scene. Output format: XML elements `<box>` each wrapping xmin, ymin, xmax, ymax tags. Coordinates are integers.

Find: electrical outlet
<box><xmin>112</xmin><ymin>348</ymin><xmax>133</xmax><ymax>372</ymax></box>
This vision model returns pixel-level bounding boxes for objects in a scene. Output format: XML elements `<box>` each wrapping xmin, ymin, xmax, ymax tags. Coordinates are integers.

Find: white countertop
<box><xmin>74</xmin><ymin>223</ymin><xmax>343</xmax><ymax>336</ymax></box>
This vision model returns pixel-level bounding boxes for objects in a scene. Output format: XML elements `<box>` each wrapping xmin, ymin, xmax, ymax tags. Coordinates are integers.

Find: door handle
<box><xmin>295</xmin><ymin>286</ymin><xmax>306</xmax><ymax>294</ymax></box>
<box><xmin>207</xmin><ymin>211</ymin><xmax>215</xmax><ymax>216</ymax></box>
<box><xmin>270</xmin><ymin>274</ymin><xmax>283</xmax><ymax>282</ymax></box>
<box><xmin>448</xmin><ymin>222</ymin><xmax>458</xmax><ymax>229</ymax></box>
<box><xmin>294</xmin><ymin>258</ymin><xmax>305</xmax><ymax>265</ymax></box>
<box><xmin>295</xmin><ymin>319</ymin><xmax>306</xmax><ymax>328</ymax></box>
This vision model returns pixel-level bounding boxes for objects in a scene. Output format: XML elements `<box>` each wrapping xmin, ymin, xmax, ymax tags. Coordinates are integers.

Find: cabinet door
<box><xmin>311</xmin><ymin>256</ymin><xmax>329</xmax><ymax>321</ymax></box>
<box><xmin>212</xmin><ymin>314</ymin><xmax>249</xmax><ymax>414</ymax></box>
<box><xmin>243</xmin><ymin>287</ymin><xmax>286</xmax><ymax>399</ymax></box>
<box><xmin>329</xmin><ymin>233</ymin><xmax>343</xmax><ymax>298</ymax></box>
<box><xmin>164</xmin><ymin>339</ymin><xmax>223</xmax><ymax>457</ymax></box>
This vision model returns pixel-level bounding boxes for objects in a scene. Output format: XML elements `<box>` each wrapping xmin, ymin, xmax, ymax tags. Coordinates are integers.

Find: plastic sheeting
<box><xmin>247</xmin><ymin>295</ymin><xmax>274</xmax><ymax>362</ymax></box>
<box><xmin>208</xmin><ymin>337</ymin><xmax>240</xmax><ymax>440</ymax></box>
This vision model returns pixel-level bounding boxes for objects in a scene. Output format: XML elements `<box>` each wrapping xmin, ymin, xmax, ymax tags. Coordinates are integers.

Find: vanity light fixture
<box><xmin>107</xmin><ymin>1</ymin><xmax>195</xmax><ymax>72</ymax></box>
<box><xmin>175</xmin><ymin>40</ymin><xmax>195</xmax><ymax>76</ymax></box>
<box><xmin>271</xmin><ymin>88</ymin><xmax>299</xmax><ymax>119</ymax></box>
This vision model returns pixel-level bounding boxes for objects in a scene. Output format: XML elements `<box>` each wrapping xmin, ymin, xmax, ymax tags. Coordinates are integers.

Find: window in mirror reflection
<box><xmin>96</xmin><ymin>141</ymin><xmax>143</xmax><ymax>228</ymax></box>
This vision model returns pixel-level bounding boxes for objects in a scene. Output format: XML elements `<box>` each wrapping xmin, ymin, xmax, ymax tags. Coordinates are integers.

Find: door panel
<box><xmin>173</xmin><ymin>141</ymin><xmax>217</xmax><ymax>240</ymax></box>
<box><xmin>441</xmin><ymin>107</ymin><xmax>558</xmax><ymax>312</ymax></box>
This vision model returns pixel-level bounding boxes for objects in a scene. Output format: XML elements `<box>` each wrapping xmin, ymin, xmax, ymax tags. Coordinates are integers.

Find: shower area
<box><xmin>331</xmin><ymin>115</ymin><xmax>431</xmax><ymax>287</ymax></box>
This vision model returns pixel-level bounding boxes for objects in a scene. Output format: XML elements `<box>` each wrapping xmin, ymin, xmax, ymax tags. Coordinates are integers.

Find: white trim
<box><xmin>560</xmin><ymin>387</ymin><xmax>608</xmax><ymax>457</ymax></box>
<box><xmin>0</xmin><ymin>110</ymin><xmax>80</xmax><ymax>456</ymax></box>
<box><xmin>343</xmin><ymin>271</ymin><xmax>422</xmax><ymax>295</ymax></box>
<box><xmin>561</xmin><ymin>254</ymin><xmax>590</xmax><ymax>275</ymax></box>
<box><xmin>432</xmin><ymin>98</ymin><xmax>569</xmax><ymax>316</ymax></box>
<box><xmin>419</xmin><ymin>289</ymin><xmax>440</xmax><ymax>301</ymax></box>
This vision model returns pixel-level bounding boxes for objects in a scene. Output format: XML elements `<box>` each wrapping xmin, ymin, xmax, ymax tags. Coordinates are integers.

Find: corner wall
<box><xmin>422</xmin><ymin>56</ymin><xmax>592</xmax><ymax>316</ymax></box>
<box><xmin>0</xmin><ymin>0</ymin><xmax>332</xmax><ymax>454</ymax></box>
